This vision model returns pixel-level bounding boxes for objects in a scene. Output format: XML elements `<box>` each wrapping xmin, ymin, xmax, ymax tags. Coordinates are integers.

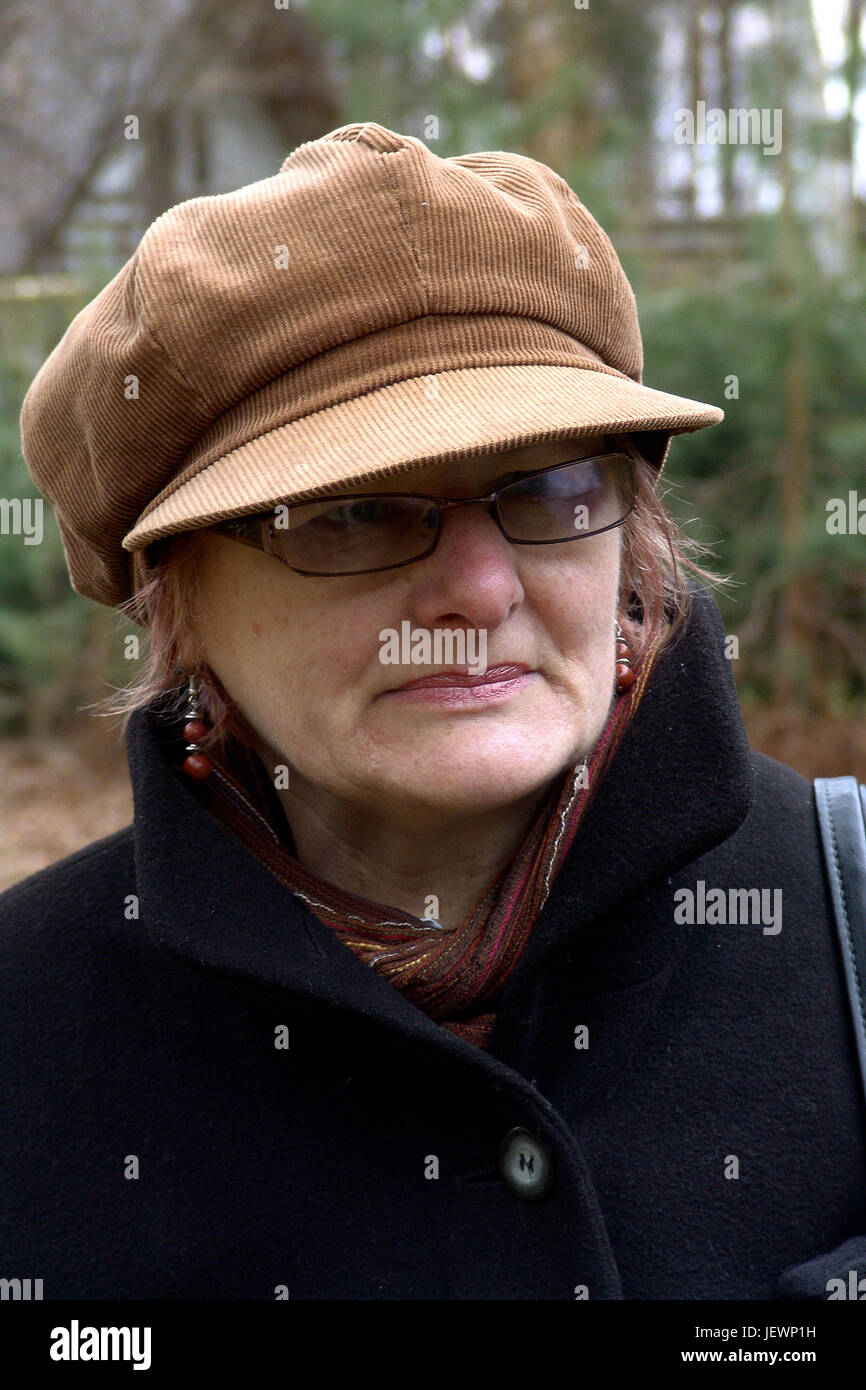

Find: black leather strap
<box><xmin>815</xmin><ymin>776</ymin><xmax>866</xmax><ymax>1115</ymax></box>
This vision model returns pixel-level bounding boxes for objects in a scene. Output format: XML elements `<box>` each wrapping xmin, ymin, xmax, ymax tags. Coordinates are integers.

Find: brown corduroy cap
<box><xmin>20</xmin><ymin>120</ymin><xmax>724</xmax><ymax>613</ymax></box>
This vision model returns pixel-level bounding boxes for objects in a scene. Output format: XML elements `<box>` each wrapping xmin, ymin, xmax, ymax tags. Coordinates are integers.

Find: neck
<box><xmin>266</xmin><ymin>769</ymin><xmax>558</xmax><ymax>930</ymax></box>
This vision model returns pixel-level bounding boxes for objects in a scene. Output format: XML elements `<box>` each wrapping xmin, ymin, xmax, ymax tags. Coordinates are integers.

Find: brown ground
<box><xmin>0</xmin><ymin>724</ymin><xmax>134</xmax><ymax>894</ymax></box>
<box><xmin>1</xmin><ymin>710</ymin><xmax>865</xmax><ymax>894</ymax></box>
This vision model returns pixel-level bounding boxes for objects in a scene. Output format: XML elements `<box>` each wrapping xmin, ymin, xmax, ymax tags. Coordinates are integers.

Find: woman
<box><xmin>2</xmin><ymin>121</ymin><xmax>864</xmax><ymax>1301</ymax></box>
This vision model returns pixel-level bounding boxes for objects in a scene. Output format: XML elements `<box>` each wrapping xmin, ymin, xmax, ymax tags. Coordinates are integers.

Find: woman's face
<box><xmin>190</xmin><ymin>433</ymin><xmax>624</xmax><ymax>818</ymax></box>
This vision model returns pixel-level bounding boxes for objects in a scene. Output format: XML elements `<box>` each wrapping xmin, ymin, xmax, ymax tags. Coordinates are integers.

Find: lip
<box><xmin>393</xmin><ymin>663</ymin><xmax>531</xmax><ymax>691</ymax></box>
<box><xmin>383</xmin><ymin>664</ymin><xmax>535</xmax><ymax>706</ymax></box>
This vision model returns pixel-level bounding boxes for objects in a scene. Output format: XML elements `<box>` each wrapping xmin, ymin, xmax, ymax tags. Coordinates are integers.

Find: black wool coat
<box><xmin>2</xmin><ymin>589</ymin><xmax>865</xmax><ymax>1301</ymax></box>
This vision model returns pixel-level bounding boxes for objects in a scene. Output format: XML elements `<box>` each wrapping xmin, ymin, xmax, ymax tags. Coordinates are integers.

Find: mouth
<box><xmin>383</xmin><ymin>663</ymin><xmax>535</xmax><ymax>707</ymax></box>
<box><xmin>392</xmin><ymin>663</ymin><xmax>531</xmax><ymax>691</ymax></box>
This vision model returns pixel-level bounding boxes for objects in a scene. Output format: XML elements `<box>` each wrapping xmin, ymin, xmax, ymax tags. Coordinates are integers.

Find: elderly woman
<box><xmin>2</xmin><ymin>122</ymin><xmax>864</xmax><ymax>1303</ymax></box>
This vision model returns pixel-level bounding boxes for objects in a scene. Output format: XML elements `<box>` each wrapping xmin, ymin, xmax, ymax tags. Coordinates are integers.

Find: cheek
<box><xmin>527</xmin><ymin>539</ymin><xmax>620</xmax><ymax>647</ymax></box>
<box><xmin>233</xmin><ymin>586</ymin><xmax>391</xmax><ymax>736</ymax></box>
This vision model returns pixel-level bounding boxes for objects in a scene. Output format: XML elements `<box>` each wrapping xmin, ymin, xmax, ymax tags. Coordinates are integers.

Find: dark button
<box><xmin>498</xmin><ymin>1126</ymin><xmax>555</xmax><ymax>1201</ymax></box>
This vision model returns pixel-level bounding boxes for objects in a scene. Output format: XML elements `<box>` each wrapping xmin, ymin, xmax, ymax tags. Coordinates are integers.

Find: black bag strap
<box><xmin>814</xmin><ymin>776</ymin><xmax>866</xmax><ymax>1114</ymax></box>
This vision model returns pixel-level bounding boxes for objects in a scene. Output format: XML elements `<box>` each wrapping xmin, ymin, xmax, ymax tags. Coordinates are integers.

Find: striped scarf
<box><xmin>182</xmin><ymin>649</ymin><xmax>656</xmax><ymax>1051</ymax></box>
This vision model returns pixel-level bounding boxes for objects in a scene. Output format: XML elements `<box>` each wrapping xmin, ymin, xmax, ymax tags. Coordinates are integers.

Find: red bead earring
<box><xmin>615</xmin><ymin>621</ymin><xmax>635</xmax><ymax>695</ymax></box>
<box><xmin>181</xmin><ymin>671</ymin><xmax>213</xmax><ymax>780</ymax></box>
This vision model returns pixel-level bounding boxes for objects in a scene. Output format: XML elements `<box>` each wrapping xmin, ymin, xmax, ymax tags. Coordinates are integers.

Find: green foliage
<box><xmin>0</xmin><ymin>292</ymin><xmax>123</xmax><ymax>732</ymax></box>
<box><xmin>637</xmin><ymin>262</ymin><xmax>866</xmax><ymax>706</ymax></box>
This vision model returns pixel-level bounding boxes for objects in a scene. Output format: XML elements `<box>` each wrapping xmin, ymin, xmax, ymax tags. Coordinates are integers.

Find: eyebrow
<box><xmin>338</xmin><ymin>465</ymin><xmax>540</xmax><ymax>497</ymax></box>
<box><xmin>483</xmin><ymin>440</ymin><xmax>612</xmax><ymax>486</ymax></box>
<box><xmin>477</xmin><ymin>466</ymin><xmax>532</xmax><ymax>491</ymax></box>
<box><xmin>448</xmin><ymin>446</ymin><xmax>609</xmax><ymax>493</ymax></box>
<box><xmin>473</xmin><ymin>453</ymin><xmax>598</xmax><ymax>492</ymax></box>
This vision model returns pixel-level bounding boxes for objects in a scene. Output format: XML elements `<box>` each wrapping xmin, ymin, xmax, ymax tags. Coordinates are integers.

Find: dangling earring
<box><xmin>181</xmin><ymin>670</ymin><xmax>213</xmax><ymax>780</ymax></box>
<box><xmin>615</xmin><ymin>620</ymin><xmax>635</xmax><ymax>695</ymax></box>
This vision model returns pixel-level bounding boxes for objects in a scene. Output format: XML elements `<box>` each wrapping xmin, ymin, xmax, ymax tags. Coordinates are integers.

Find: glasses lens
<box><xmin>496</xmin><ymin>454</ymin><xmax>636</xmax><ymax>542</ymax></box>
<box><xmin>270</xmin><ymin>495</ymin><xmax>439</xmax><ymax>574</ymax></box>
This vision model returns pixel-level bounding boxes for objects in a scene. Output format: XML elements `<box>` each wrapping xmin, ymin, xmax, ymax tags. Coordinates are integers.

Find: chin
<box><xmin>377</xmin><ymin>736</ymin><xmax>584</xmax><ymax>816</ymax></box>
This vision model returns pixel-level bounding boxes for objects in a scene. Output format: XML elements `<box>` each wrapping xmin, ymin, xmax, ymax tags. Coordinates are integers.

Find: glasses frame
<box><xmin>208</xmin><ymin>450</ymin><xmax>638</xmax><ymax>577</ymax></box>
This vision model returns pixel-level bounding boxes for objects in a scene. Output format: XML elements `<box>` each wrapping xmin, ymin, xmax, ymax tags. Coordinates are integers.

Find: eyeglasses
<box><xmin>209</xmin><ymin>451</ymin><xmax>637</xmax><ymax>577</ymax></box>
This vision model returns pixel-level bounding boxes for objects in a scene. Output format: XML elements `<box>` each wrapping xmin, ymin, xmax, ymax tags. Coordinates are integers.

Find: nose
<box><xmin>408</xmin><ymin>501</ymin><xmax>524</xmax><ymax>634</ymax></box>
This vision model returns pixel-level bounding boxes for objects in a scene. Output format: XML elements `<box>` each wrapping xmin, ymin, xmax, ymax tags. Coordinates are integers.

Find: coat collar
<box><xmin>499</xmin><ymin>586</ymin><xmax>755</xmax><ymax>1000</ymax></box>
<box><xmin>128</xmin><ymin>586</ymin><xmax>754</xmax><ymax>1053</ymax></box>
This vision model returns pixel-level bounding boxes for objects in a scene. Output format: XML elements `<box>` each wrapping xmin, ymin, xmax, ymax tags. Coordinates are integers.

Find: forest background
<box><xmin>1</xmin><ymin>0</ymin><xmax>865</xmax><ymax>889</ymax></box>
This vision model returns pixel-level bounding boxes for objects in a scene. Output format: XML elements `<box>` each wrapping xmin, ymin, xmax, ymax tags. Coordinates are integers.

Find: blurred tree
<box><xmin>0</xmin><ymin>0</ymin><xmax>340</xmax><ymax>272</ymax></box>
<box><xmin>843</xmin><ymin>0</ymin><xmax>865</xmax><ymax>245</ymax></box>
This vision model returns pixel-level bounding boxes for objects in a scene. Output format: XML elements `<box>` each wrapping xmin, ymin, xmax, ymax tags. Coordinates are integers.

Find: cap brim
<box><xmin>123</xmin><ymin>363</ymin><xmax>723</xmax><ymax>554</ymax></box>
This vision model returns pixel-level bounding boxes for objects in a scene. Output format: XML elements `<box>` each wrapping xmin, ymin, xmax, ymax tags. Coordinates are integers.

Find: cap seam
<box><xmin>128</xmin><ymin>356</ymin><xmax>708</xmax><ymax>529</ymax></box>
<box><xmin>131</xmin><ymin>248</ymin><xmax>218</xmax><ymax>414</ymax></box>
<box><xmin>377</xmin><ymin>146</ymin><xmax>430</xmax><ymax>312</ymax></box>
